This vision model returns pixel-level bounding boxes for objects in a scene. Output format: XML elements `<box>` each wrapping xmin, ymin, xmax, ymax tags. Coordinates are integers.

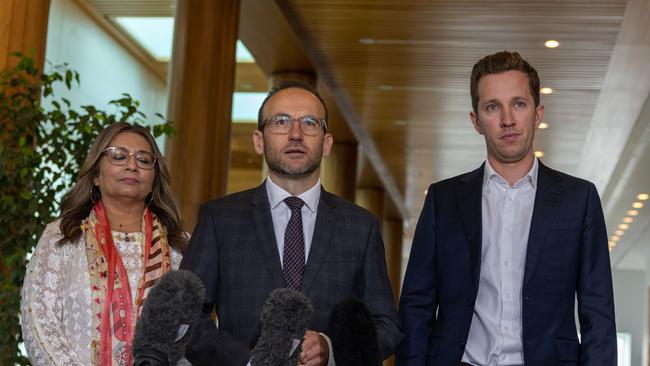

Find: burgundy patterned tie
<box><xmin>283</xmin><ymin>196</ymin><xmax>305</xmax><ymax>290</ymax></box>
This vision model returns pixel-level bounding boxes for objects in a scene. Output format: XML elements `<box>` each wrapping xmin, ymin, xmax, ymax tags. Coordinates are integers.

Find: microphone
<box><xmin>328</xmin><ymin>297</ymin><xmax>381</xmax><ymax>366</ymax></box>
<box><xmin>250</xmin><ymin>288</ymin><xmax>313</xmax><ymax>366</ymax></box>
<box><xmin>132</xmin><ymin>270</ymin><xmax>205</xmax><ymax>366</ymax></box>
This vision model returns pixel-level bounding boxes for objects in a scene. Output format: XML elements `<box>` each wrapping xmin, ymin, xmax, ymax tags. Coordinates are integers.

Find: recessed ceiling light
<box><xmin>540</xmin><ymin>87</ymin><xmax>553</xmax><ymax>94</ymax></box>
<box><xmin>534</xmin><ymin>151</ymin><xmax>544</xmax><ymax>158</ymax></box>
<box><xmin>538</xmin><ymin>122</ymin><xmax>549</xmax><ymax>129</ymax></box>
<box><xmin>622</xmin><ymin>217</ymin><xmax>634</xmax><ymax>223</ymax></box>
<box><xmin>618</xmin><ymin>223</ymin><xmax>630</xmax><ymax>230</ymax></box>
<box><xmin>544</xmin><ymin>40</ymin><xmax>560</xmax><ymax>48</ymax></box>
<box><xmin>628</xmin><ymin>210</ymin><xmax>639</xmax><ymax>216</ymax></box>
<box><xmin>614</xmin><ymin>230</ymin><xmax>624</xmax><ymax>236</ymax></box>
<box><xmin>632</xmin><ymin>202</ymin><xmax>644</xmax><ymax>209</ymax></box>
<box><xmin>638</xmin><ymin>193</ymin><xmax>649</xmax><ymax>201</ymax></box>
<box><xmin>611</xmin><ymin>235</ymin><xmax>620</xmax><ymax>242</ymax></box>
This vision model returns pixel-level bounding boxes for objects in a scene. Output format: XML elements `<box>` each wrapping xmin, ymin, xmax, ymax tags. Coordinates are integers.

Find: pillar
<box><xmin>166</xmin><ymin>0</ymin><xmax>239</xmax><ymax>230</ymax></box>
<box><xmin>0</xmin><ymin>0</ymin><xmax>50</xmax><ymax>71</ymax></box>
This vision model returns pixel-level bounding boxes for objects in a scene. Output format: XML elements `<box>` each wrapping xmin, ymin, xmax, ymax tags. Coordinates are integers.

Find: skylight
<box><xmin>114</xmin><ymin>17</ymin><xmax>255</xmax><ymax>63</ymax></box>
<box><xmin>115</xmin><ymin>17</ymin><xmax>174</xmax><ymax>61</ymax></box>
<box><xmin>232</xmin><ymin>93</ymin><xmax>267</xmax><ymax>123</ymax></box>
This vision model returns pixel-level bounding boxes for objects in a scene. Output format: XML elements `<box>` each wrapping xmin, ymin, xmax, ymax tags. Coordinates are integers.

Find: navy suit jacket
<box><xmin>396</xmin><ymin>162</ymin><xmax>616</xmax><ymax>366</ymax></box>
<box><xmin>180</xmin><ymin>183</ymin><xmax>403</xmax><ymax>365</ymax></box>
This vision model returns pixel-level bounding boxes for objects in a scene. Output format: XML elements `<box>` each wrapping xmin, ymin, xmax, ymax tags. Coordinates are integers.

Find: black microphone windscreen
<box><xmin>328</xmin><ymin>297</ymin><xmax>381</xmax><ymax>366</ymax></box>
<box><xmin>250</xmin><ymin>288</ymin><xmax>313</xmax><ymax>366</ymax></box>
<box><xmin>133</xmin><ymin>269</ymin><xmax>206</xmax><ymax>366</ymax></box>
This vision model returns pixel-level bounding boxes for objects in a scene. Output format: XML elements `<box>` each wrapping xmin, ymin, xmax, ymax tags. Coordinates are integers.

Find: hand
<box><xmin>298</xmin><ymin>330</ymin><xmax>328</xmax><ymax>366</ymax></box>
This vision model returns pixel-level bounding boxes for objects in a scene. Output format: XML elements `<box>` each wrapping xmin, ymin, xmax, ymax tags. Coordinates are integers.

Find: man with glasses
<box><xmin>181</xmin><ymin>81</ymin><xmax>403</xmax><ymax>366</ymax></box>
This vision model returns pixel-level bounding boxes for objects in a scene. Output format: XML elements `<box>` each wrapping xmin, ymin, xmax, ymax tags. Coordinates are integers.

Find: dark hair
<box><xmin>257</xmin><ymin>80</ymin><xmax>329</xmax><ymax>132</ymax></box>
<box><xmin>470</xmin><ymin>51</ymin><xmax>540</xmax><ymax>113</ymax></box>
<box><xmin>57</xmin><ymin>122</ymin><xmax>187</xmax><ymax>252</ymax></box>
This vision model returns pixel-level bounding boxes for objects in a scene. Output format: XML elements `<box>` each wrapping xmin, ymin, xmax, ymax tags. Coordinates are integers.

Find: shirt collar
<box><xmin>265</xmin><ymin>177</ymin><xmax>321</xmax><ymax>213</ymax></box>
<box><xmin>483</xmin><ymin>157</ymin><xmax>538</xmax><ymax>190</ymax></box>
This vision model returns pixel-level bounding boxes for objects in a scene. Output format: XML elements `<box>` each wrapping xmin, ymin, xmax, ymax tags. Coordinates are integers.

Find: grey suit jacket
<box><xmin>180</xmin><ymin>183</ymin><xmax>403</xmax><ymax>365</ymax></box>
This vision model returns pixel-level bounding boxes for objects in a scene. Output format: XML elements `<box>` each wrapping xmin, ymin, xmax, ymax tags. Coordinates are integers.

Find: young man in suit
<box><xmin>180</xmin><ymin>81</ymin><xmax>402</xmax><ymax>366</ymax></box>
<box><xmin>396</xmin><ymin>51</ymin><xmax>616</xmax><ymax>366</ymax></box>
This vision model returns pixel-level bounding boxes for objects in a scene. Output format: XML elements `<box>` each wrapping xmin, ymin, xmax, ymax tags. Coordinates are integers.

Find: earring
<box><xmin>90</xmin><ymin>185</ymin><xmax>101</xmax><ymax>204</ymax></box>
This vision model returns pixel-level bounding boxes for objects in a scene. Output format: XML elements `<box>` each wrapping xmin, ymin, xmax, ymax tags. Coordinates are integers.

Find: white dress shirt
<box><xmin>266</xmin><ymin>177</ymin><xmax>321</xmax><ymax>266</ymax></box>
<box><xmin>462</xmin><ymin>158</ymin><xmax>538</xmax><ymax>366</ymax></box>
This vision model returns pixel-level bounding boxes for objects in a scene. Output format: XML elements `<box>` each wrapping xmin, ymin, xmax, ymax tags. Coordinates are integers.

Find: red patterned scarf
<box><xmin>82</xmin><ymin>202</ymin><xmax>172</xmax><ymax>365</ymax></box>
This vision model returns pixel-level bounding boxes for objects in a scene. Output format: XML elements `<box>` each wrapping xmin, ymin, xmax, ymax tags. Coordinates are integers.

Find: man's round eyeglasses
<box><xmin>102</xmin><ymin>147</ymin><xmax>157</xmax><ymax>170</ymax></box>
<box><xmin>262</xmin><ymin>114</ymin><xmax>327</xmax><ymax>136</ymax></box>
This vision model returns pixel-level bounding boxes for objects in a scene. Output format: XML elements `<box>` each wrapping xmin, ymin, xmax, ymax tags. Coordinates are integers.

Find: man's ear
<box><xmin>534</xmin><ymin>105</ymin><xmax>545</xmax><ymax>129</ymax></box>
<box><xmin>322</xmin><ymin>133</ymin><xmax>333</xmax><ymax>158</ymax></box>
<box><xmin>253</xmin><ymin>130</ymin><xmax>264</xmax><ymax>155</ymax></box>
<box><xmin>470</xmin><ymin>111</ymin><xmax>484</xmax><ymax>135</ymax></box>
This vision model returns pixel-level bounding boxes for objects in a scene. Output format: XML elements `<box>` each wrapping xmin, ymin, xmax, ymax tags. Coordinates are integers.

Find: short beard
<box><xmin>264</xmin><ymin>143</ymin><xmax>322</xmax><ymax>177</ymax></box>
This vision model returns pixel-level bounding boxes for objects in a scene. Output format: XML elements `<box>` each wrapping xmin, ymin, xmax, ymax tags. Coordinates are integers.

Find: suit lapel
<box><xmin>300</xmin><ymin>188</ymin><xmax>335</xmax><ymax>295</ymax></box>
<box><xmin>523</xmin><ymin>163</ymin><xmax>563</xmax><ymax>286</ymax></box>
<box><xmin>249</xmin><ymin>183</ymin><xmax>285</xmax><ymax>288</ymax></box>
<box><xmin>457</xmin><ymin>165</ymin><xmax>485</xmax><ymax>289</ymax></box>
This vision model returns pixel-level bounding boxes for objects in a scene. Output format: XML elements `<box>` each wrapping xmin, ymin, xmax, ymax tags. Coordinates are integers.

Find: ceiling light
<box><xmin>538</xmin><ymin>122</ymin><xmax>549</xmax><ymax>129</ymax></box>
<box><xmin>614</xmin><ymin>230</ymin><xmax>624</xmax><ymax>236</ymax></box>
<box><xmin>540</xmin><ymin>87</ymin><xmax>553</xmax><ymax>94</ymax></box>
<box><xmin>638</xmin><ymin>193</ymin><xmax>649</xmax><ymax>201</ymax></box>
<box><xmin>544</xmin><ymin>40</ymin><xmax>560</xmax><ymax>48</ymax></box>
<box><xmin>628</xmin><ymin>210</ymin><xmax>639</xmax><ymax>216</ymax></box>
<box><xmin>534</xmin><ymin>151</ymin><xmax>544</xmax><ymax>158</ymax></box>
<box><xmin>618</xmin><ymin>223</ymin><xmax>630</xmax><ymax>230</ymax></box>
<box><xmin>622</xmin><ymin>217</ymin><xmax>634</xmax><ymax>223</ymax></box>
<box><xmin>611</xmin><ymin>235</ymin><xmax>620</xmax><ymax>242</ymax></box>
<box><xmin>632</xmin><ymin>202</ymin><xmax>644</xmax><ymax>209</ymax></box>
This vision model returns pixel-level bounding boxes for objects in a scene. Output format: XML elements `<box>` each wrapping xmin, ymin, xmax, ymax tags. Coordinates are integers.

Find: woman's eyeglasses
<box><xmin>102</xmin><ymin>147</ymin><xmax>157</xmax><ymax>170</ymax></box>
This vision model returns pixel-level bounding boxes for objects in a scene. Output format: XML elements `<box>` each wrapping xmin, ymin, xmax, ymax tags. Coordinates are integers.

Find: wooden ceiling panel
<box><xmin>87</xmin><ymin>0</ymin><xmax>174</xmax><ymax>16</ymax></box>
<box><xmin>287</xmin><ymin>0</ymin><xmax>625</xmax><ymax>217</ymax></box>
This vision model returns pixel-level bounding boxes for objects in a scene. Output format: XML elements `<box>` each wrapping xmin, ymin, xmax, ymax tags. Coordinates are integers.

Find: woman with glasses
<box><xmin>21</xmin><ymin>122</ymin><xmax>186</xmax><ymax>366</ymax></box>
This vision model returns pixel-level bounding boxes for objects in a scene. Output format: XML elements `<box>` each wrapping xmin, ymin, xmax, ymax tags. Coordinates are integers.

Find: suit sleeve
<box><xmin>577</xmin><ymin>183</ymin><xmax>617</xmax><ymax>366</ymax></box>
<box><xmin>396</xmin><ymin>184</ymin><xmax>438</xmax><ymax>365</ymax></box>
<box><xmin>180</xmin><ymin>204</ymin><xmax>251</xmax><ymax>366</ymax></box>
<box><xmin>361</xmin><ymin>215</ymin><xmax>404</xmax><ymax>359</ymax></box>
